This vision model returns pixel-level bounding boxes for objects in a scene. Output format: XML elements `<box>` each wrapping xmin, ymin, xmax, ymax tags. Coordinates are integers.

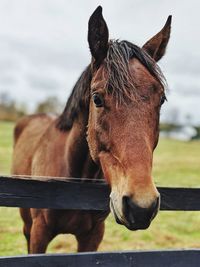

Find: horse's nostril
<box><xmin>122</xmin><ymin>196</ymin><xmax>135</xmax><ymax>224</ymax></box>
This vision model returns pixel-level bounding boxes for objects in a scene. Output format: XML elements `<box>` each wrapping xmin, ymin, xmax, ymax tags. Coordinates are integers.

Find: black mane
<box><xmin>57</xmin><ymin>40</ymin><xmax>166</xmax><ymax>131</ymax></box>
<box><xmin>56</xmin><ymin>65</ymin><xmax>92</xmax><ymax>130</ymax></box>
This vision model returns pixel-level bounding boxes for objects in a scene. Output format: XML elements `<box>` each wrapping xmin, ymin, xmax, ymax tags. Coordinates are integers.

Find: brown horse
<box><xmin>12</xmin><ymin>6</ymin><xmax>171</xmax><ymax>253</ymax></box>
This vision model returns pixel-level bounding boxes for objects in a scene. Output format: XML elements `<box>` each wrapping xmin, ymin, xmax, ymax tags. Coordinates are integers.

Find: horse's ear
<box><xmin>88</xmin><ymin>6</ymin><xmax>109</xmax><ymax>66</ymax></box>
<box><xmin>142</xmin><ymin>16</ymin><xmax>172</xmax><ymax>62</ymax></box>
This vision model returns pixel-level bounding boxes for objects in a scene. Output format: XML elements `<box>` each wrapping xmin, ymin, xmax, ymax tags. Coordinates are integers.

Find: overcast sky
<box><xmin>0</xmin><ymin>0</ymin><xmax>200</xmax><ymax>124</ymax></box>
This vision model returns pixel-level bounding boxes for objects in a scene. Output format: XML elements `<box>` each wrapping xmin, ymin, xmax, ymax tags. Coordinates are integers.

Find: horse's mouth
<box><xmin>110</xmin><ymin>199</ymin><xmax>124</xmax><ymax>225</ymax></box>
<box><xmin>110</xmin><ymin>199</ymin><xmax>138</xmax><ymax>229</ymax></box>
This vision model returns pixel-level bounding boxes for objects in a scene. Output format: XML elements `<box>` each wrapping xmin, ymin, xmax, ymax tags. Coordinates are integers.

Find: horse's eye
<box><xmin>92</xmin><ymin>93</ymin><xmax>104</xmax><ymax>107</ymax></box>
<box><xmin>160</xmin><ymin>95</ymin><xmax>167</xmax><ymax>106</ymax></box>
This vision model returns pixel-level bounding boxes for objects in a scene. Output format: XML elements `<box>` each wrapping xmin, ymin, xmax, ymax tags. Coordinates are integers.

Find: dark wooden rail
<box><xmin>0</xmin><ymin>250</ymin><xmax>200</xmax><ymax>267</ymax></box>
<box><xmin>0</xmin><ymin>175</ymin><xmax>200</xmax><ymax>211</ymax></box>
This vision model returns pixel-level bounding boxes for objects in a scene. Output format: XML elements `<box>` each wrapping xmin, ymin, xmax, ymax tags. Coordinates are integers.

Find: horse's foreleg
<box><xmin>76</xmin><ymin>222</ymin><xmax>105</xmax><ymax>252</ymax></box>
<box><xmin>29</xmin><ymin>216</ymin><xmax>54</xmax><ymax>254</ymax></box>
<box><xmin>23</xmin><ymin>224</ymin><xmax>31</xmax><ymax>253</ymax></box>
<box><xmin>19</xmin><ymin>208</ymin><xmax>32</xmax><ymax>253</ymax></box>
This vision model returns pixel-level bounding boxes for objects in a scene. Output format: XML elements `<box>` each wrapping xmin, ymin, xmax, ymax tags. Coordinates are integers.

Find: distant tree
<box><xmin>0</xmin><ymin>92</ymin><xmax>27</xmax><ymax>121</ymax></box>
<box><xmin>35</xmin><ymin>96</ymin><xmax>63</xmax><ymax>115</ymax></box>
<box><xmin>194</xmin><ymin>126</ymin><xmax>200</xmax><ymax>139</ymax></box>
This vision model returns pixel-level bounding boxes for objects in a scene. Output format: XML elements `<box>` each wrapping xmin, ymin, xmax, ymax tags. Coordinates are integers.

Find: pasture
<box><xmin>0</xmin><ymin>120</ymin><xmax>200</xmax><ymax>256</ymax></box>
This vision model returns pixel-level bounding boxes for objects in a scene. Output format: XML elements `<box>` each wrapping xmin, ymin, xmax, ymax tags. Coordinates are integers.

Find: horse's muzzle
<box><xmin>111</xmin><ymin>195</ymin><xmax>160</xmax><ymax>230</ymax></box>
<box><xmin>123</xmin><ymin>195</ymin><xmax>160</xmax><ymax>230</ymax></box>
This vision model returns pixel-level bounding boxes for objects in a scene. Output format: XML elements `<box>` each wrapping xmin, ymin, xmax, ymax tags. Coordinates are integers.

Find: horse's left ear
<box><xmin>88</xmin><ymin>6</ymin><xmax>109</xmax><ymax>66</ymax></box>
<box><xmin>142</xmin><ymin>16</ymin><xmax>172</xmax><ymax>62</ymax></box>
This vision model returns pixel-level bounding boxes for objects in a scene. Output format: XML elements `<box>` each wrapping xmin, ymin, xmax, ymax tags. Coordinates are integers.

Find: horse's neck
<box><xmin>81</xmin><ymin>152</ymin><xmax>103</xmax><ymax>180</ymax></box>
<box><xmin>64</xmin><ymin>115</ymin><xmax>101</xmax><ymax>180</ymax></box>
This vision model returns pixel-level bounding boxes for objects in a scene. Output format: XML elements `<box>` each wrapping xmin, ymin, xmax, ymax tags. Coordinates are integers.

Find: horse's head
<box><xmin>87</xmin><ymin>6</ymin><xmax>171</xmax><ymax>230</ymax></box>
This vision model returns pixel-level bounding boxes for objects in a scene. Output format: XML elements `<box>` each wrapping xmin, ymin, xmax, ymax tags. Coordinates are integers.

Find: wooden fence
<box><xmin>0</xmin><ymin>175</ymin><xmax>200</xmax><ymax>266</ymax></box>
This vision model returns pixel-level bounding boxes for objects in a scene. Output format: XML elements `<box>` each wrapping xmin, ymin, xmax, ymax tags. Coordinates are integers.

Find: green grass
<box><xmin>0</xmin><ymin>121</ymin><xmax>14</xmax><ymax>175</ymax></box>
<box><xmin>0</xmin><ymin>120</ymin><xmax>200</xmax><ymax>255</ymax></box>
<box><xmin>153</xmin><ymin>139</ymin><xmax>200</xmax><ymax>187</ymax></box>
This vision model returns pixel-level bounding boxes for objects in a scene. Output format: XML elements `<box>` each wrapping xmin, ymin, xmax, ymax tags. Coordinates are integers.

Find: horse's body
<box><xmin>13</xmin><ymin>113</ymin><xmax>107</xmax><ymax>253</ymax></box>
<box><xmin>12</xmin><ymin>6</ymin><xmax>171</xmax><ymax>253</ymax></box>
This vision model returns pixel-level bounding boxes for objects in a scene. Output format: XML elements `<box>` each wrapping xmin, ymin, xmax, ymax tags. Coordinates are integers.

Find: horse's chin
<box><xmin>114</xmin><ymin>215</ymin><xmax>151</xmax><ymax>231</ymax></box>
<box><xmin>122</xmin><ymin>220</ymin><xmax>151</xmax><ymax>231</ymax></box>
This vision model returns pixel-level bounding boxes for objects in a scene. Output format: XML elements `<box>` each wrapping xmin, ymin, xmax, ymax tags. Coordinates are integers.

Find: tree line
<box><xmin>0</xmin><ymin>93</ymin><xmax>63</xmax><ymax>121</ymax></box>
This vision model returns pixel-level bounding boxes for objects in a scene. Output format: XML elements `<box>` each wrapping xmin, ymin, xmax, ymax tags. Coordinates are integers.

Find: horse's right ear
<box><xmin>88</xmin><ymin>6</ymin><xmax>109</xmax><ymax>67</ymax></box>
<box><xmin>142</xmin><ymin>16</ymin><xmax>172</xmax><ymax>62</ymax></box>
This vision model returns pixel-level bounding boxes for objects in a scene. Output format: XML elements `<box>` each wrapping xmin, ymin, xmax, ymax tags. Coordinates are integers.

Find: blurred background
<box><xmin>0</xmin><ymin>0</ymin><xmax>200</xmax><ymax>256</ymax></box>
<box><xmin>0</xmin><ymin>0</ymin><xmax>200</xmax><ymax>129</ymax></box>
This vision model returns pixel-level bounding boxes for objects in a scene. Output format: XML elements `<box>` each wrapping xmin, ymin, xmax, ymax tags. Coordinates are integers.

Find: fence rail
<box><xmin>0</xmin><ymin>175</ymin><xmax>200</xmax><ymax>266</ymax></box>
<box><xmin>0</xmin><ymin>250</ymin><xmax>200</xmax><ymax>267</ymax></box>
<box><xmin>0</xmin><ymin>175</ymin><xmax>200</xmax><ymax>210</ymax></box>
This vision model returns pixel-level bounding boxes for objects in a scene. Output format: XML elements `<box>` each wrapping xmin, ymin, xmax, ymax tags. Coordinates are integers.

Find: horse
<box><xmin>12</xmin><ymin>6</ymin><xmax>171</xmax><ymax>253</ymax></box>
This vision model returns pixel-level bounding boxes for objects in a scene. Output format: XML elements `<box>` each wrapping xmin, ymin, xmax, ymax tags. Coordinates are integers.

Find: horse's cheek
<box><xmin>87</xmin><ymin>127</ymin><xmax>99</xmax><ymax>162</ymax></box>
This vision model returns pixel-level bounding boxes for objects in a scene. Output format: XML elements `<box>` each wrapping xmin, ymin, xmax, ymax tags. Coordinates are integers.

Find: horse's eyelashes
<box><xmin>160</xmin><ymin>95</ymin><xmax>167</xmax><ymax>106</ymax></box>
<box><xmin>92</xmin><ymin>93</ymin><xmax>104</xmax><ymax>107</ymax></box>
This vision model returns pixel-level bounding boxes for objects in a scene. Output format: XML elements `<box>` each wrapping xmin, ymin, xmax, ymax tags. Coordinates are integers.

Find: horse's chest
<box><xmin>46</xmin><ymin>210</ymin><xmax>107</xmax><ymax>235</ymax></box>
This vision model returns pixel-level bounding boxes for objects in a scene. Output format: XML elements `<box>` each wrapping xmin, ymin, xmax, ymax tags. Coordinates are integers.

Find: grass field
<box><xmin>0</xmin><ymin>120</ymin><xmax>200</xmax><ymax>256</ymax></box>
